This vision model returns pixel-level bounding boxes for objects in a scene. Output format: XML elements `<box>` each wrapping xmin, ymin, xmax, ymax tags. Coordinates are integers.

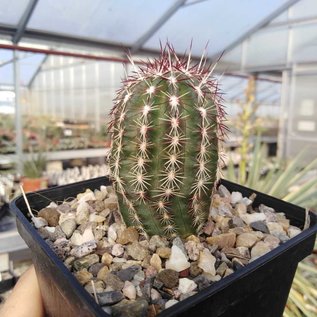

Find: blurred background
<box><xmin>0</xmin><ymin>1</ymin><xmax>317</xmax><ymax>315</ymax></box>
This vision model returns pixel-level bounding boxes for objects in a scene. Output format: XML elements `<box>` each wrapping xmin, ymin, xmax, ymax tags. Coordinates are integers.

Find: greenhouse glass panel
<box><xmin>246</xmin><ymin>28</ymin><xmax>288</xmax><ymax>67</ymax></box>
<box><xmin>290</xmin><ymin>0</ymin><xmax>317</xmax><ymax>18</ymax></box>
<box><xmin>144</xmin><ymin>0</ymin><xmax>289</xmax><ymax>57</ymax></box>
<box><xmin>28</xmin><ymin>0</ymin><xmax>174</xmax><ymax>45</ymax></box>
<box><xmin>292</xmin><ymin>24</ymin><xmax>317</xmax><ymax>63</ymax></box>
<box><xmin>0</xmin><ymin>0</ymin><xmax>30</xmax><ymax>26</ymax></box>
<box><xmin>0</xmin><ymin>50</ymin><xmax>13</xmax><ymax>85</ymax></box>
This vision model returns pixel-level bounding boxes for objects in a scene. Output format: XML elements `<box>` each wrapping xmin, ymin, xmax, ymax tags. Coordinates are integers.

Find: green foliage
<box><xmin>108</xmin><ymin>44</ymin><xmax>225</xmax><ymax>237</ymax></box>
<box><xmin>23</xmin><ymin>152</ymin><xmax>47</xmax><ymax>179</ymax></box>
<box><xmin>225</xmin><ymin>136</ymin><xmax>317</xmax><ymax>316</ymax></box>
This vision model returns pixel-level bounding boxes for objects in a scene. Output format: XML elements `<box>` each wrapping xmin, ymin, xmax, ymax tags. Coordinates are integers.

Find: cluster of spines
<box><xmin>108</xmin><ymin>43</ymin><xmax>226</xmax><ymax>237</ymax></box>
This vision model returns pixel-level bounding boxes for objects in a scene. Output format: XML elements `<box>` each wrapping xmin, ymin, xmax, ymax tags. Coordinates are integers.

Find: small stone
<box><xmin>157</xmin><ymin>269</ymin><xmax>179</xmax><ymax>288</ymax></box>
<box><xmin>218</xmin><ymin>185</ymin><xmax>231</xmax><ymax>198</ymax></box>
<box><xmin>38</xmin><ymin>207</ymin><xmax>60</xmax><ymax>227</ymax></box>
<box><xmin>85</xmin><ymin>280</ymin><xmax>105</xmax><ymax>294</ymax></box>
<box><xmin>112</xmin><ymin>298</ymin><xmax>148</xmax><ymax>317</ymax></box>
<box><xmin>71</xmin><ymin>241</ymin><xmax>97</xmax><ymax>258</ymax></box>
<box><xmin>64</xmin><ymin>256</ymin><xmax>75</xmax><ymax>270</ymax></box>
<box><xmin>60</xmin><ymin>219</ymin><xmax>77</xmax><ymax>238</ymax></box>
<box><xmin>264</xmin><ymin>235</ymin><xmax>280</xmax><ymax>249</ymax></box>
<box><xmin>278</xmin><ymin>218</ymin><xmax>290</xmax><ymax>231</ymax></box>
<box><xmin>104</xmin><ymin>197</ymin><xmax>118</xmax><ymax>211</ymax></box>
<box><xmin>141</xmin><ymin>255</ymin><xmax>151</xmax><ymax>269</ymax></box>
<box><xmin>178</xmin><ymin>278</ymin><xmax>197</xmax><ymax>294</ymax></box>
<box><xmin>97</xmin><ymin>291</ymin><xmax>124</xmax><ymax>305</ymax></box>
<box><xmin>75</xmin><ymin>202</ymin><xmax>90</xmax><ymax>225</ymax></box>
<box><xmin>189</xmin><ymin>261</ymin><xmax>203</xmax><ymax>277</ymax></box>
<box><xmin>236</xmin><ymin>246</ymin><xmax>251</xmax><ymax>259</ymax></box>
<box><xmin>241</xmin><ymin>213</ymin><xmax>266</xmax><ymax>225</ymax></box>
<box><xmin>165</xmin><ymin>299</ymin><xmax>179</xmax><ymax>309</ymax></box>
<box><xmin>179</xmin><ymin>291</ymin><xmax>197</xmax><ymax>301</ymax></box>
<box><xmin>116</xmin><ymin>265</ymin><xmax>140</xmax><ymax>281</ymax></box>
<box><xmin>216</xmin><ymin>262</ymin><xmax>228</xmax><ymax>276</ymax></box>
<box><xmin>88</xmin><ymin>263</ymin><xmax>105</xmax><ymax>276</ymax></box>
<box><xmin>235</xmin><ymin>203</ymin><xmax>247</xmax><ymax>216</ymax></box>
<box><xmin>172</xmin><ymin>237</ymin><xmax>188</xmax><ymax>258</ymax></box>
<box><xmin>97</xmin><ymin>266</ymin><xmax>110</xmax><ymax>281</ymax></box>
<box><xmin>186</xmin><ymin>235</ymin><xmax>200</xmax><ymax>243</ymax></box>
<box><xmin>112</xmin><ymin>244</ymin><xmax>124</xmax><ymax>257</ymax></box>
<box><xmin>122</xmin><ymin>281</ymin><xmax>136</xmax><ymax>300</ymax></box>
<box><xmin>101</xmin><ymin>253</ymin><xmax>113</xmax><ymax>266</ymax></box>
<box><xmin>232</xmin><ymin>257</ymin><xmax>246</xmax><ymax>270</ymax></box>
<box><xmin>151</xmin><ymin>288</ymin><xmax>162</xmax><ymax>303</ymax></box>
<box><xmin>105</xmin><ymin>273</ymin><xmax>124</xmax><ymax>291</ymax></box>
<box><xmin>121</xmin><ymin>260</ymin><xmax>142</xmax><ymax>270</ymax></box>
<box><xmin>231</xmin><ymin>191</ymin><xmax>243</xmax><ymax>205</ymax></box>
<box><xmin>156</xmin><ymin>247</ymin><xmax>171</xmax><ymax>259</ymax></box>
<box><xmin>236</xmin><ymin>233</ymin><xmax>258</xmax><ymax>248</ymax></box>
<box><xmin>179</xmin><ymin>268</ymin><xmax>190</xmax><ymax>278</ymax></box>
<box><xmin>32</xmin><ymin>217</ymin><xmax>48</xmax><ymax>228</ymax></box>
<box><xmin>250</xmin><ymin>221</ymin><xmax>269</xmax><ymax>234</ymax></box>
<box><xmin>145</xmin><ymin>266</ymin><xmax>158</xmax><ymax>278</ymax></box>
<box><xmin>108</xmin><ymin>223</ymin><xmax>118</xmax><ymax>242</ymax></box>
<box><xmin>193</xmin><ymin>275</ymin><xmax>210</xmax><ymax>291</ymax></box>
<box><xmin>78</xmin><ymin>190</ymin><xmax>95</xmax><ymax>203</ymax></box>
<box><xmin>217</xmin><ymin>203</ymin><xmax>233</xmax><ymax>217</ymax></box>
<box><xmin>231</xmin><ymin>216</ymin><xmax>245</xmax><ymax>228</ymax></box>
<box><xmin>149</xmin><ymin>235</ymin><xmax>168</xmax><ymax>252</ymax></box>
<box><xmin>70</xmin><ymin>227</ymin><xmax>95</xmax><ymax>246</ymax></box>
<box><xmin>221</xmin><ymin>247</ymin><xmax>242</xmax><ymax>259</ymax></box>
<box><xmin>206</xmin><ymin>232</ymin><xmax>236</xmax><ymax>249</ymax></box>
<box><xmin>89</xmin><ymin>213</ymin><xmax>106</xmax><ymax>223</ymax></box>
<box><xmin>198</xmin><ymin>248</ymin><xmax>216</xmax><ymax>276</ymax></box>
<box><xmin>117</xmin><ymin>227</ymin><xmax>139</xmax><ymax>245</ymax></box>
<box><xmin>74</xmin><ymin>269</ymin><xmax>93</xmax><ymax>285</ymax></box>
<box><xmin>150</xmin><ymin>254</ymin><xmax>162</xmax><ymax>272</ymax></box>
<box><xmin>251</xmin><ymin>241</ymin><xmax>271</xmax><ymax>259</ymax></box>
<box><xmin>184</xmin><ymin>240</ymin><xmax>200</xmax><ymax>261</ymax></box>
<box><xmin>127</xmin><ymin>242</ymin><xmax>149</xmax><ymax>261</ymax></box>
<box><xmin>132</xmin><ymin>270</ymin><xmax>145</xmax><ymax>285</ymax></box>
<box><xmin>224</xmin><ymin>268</ymin><xmax>234</xmax><ymax>277</ymax></box>
<box><xmin>240</xmin><ymin>197</ymin><xmax>252</xmax><ymax>206</ymax></box>
<box><xmin>73</xmin><ymin>254</ymin><xmax>99</xmax><ymax>271</ymax></box>
<box><xmin>165</xmin><ymin>245</ymin><xmax>190</xmax><ymax>272</ymax></box>
<box><xmin>140</xmin><ymin>277</ymin><xmax>152</xmax><ymax>301</ymax></box>
<box><xmin>202</xmin><ymin>219</ymin><xmax>215</xmax><ymax>235</ymax></box>
<box><xmin>267</xmin><ymin>222</ymin><xmax>284</xmax><ymax>236</ymax></box>
<box><xmin>288</xmin><ymin>226</ymin><xmax>302</xmax><ymax>238</ymax></box>
<box><xmin>153</xmin><ymin>278</ymin><xmax>164</xmax><ymax>290</ymax></box>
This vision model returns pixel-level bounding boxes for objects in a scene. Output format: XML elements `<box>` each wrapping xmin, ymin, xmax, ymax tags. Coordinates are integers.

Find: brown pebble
<box><xmin>117</xmin><ymin>227</ymin><xmax>139</xmax><ymax>245</ymax></box>
<box><xmin>179</xmin><ymin>268</ymin><xmax>190</xmax><ymax>278</ymax></box>
<box><xmin>38</xmin><ymin>207</ymin><xmax>60</xmax><ymax>227</ymax></box>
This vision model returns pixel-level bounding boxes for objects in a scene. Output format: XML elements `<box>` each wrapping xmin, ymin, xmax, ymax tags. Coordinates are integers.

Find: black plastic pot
<box><xmin>10</xmin><ymin>177</ymin><xmax>317</xmax><ymax>317</ymax></box>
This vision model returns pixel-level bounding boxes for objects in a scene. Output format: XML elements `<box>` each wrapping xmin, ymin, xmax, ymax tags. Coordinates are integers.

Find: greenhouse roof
<box><xmin>0</xmin><ymin>0</ymin><xmax>314</xmax><ymax>104</ymax></box>
<box><xmin>1</xmin><ymin>0</ymin><xmax>316</xmax><ymax>67</ymax></box>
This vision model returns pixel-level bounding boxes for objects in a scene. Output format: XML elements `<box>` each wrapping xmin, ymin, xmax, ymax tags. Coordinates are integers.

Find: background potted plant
<box><xmin>21</xmin><ymin>151</ymin><xmax>47</xmax><ymax>192</ymax></box>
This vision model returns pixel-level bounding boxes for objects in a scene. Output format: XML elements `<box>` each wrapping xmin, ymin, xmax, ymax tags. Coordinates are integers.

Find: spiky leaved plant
<box><xmin>108</xmin><ymin>44</ymin><xmax>226</xmax><ymax>238</ymax></box>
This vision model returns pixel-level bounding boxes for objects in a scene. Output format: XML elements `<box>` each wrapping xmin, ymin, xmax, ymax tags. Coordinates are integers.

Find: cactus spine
<box><xmin>108</xmin><ymin>44</ymin><xmax>225</xmax><ymax>238</ymax></box>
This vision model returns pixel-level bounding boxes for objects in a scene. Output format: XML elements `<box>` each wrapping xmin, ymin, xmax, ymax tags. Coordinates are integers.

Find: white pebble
<box><xmin>198</xmin><ymin>248</ymin><xmax>216</xmax><ymax>276</ymax></box>
<box><xmin>178</xmin><ymin>278</ymin><xmax>197</xmax><ymax>294</ymax></box>
<box><xmin>231</xmin><ymin>191</ymin><xmax>243</xmax><ymax>205</ymax></box>
<box><xmin>165</xmin><ymin>245</ymin><xmax>190</xmax><ymax>272</ymax></box>
<box><xmin>111</xmin><ymin>244</ymin><xmax>124</xmax><ymax>257</ymax></box>
<box><xmin>122</xmin><ymin>281</ymin><xmax>136</xmax><ymax>300</ymax></box>
<box><xmin>165</xmin><ymin>299</ymin><xmax>179</xmax><ymax>309</ymax></box>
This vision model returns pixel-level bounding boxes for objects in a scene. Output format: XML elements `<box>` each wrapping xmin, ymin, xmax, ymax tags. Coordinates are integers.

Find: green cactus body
<box><xmin>109</xmin><ymin>44</ymin><xmax>225</xmax><ymax>238</ymax></box>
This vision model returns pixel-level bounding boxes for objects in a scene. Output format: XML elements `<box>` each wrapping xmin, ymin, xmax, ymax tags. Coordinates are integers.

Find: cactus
<box><xmin>108</xmin><ymin>44</ymin><xmax>226</xmax><ymax>238</ymax></box>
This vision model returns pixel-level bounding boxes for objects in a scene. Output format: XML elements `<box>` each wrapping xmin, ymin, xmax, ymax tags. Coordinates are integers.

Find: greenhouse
<box><xmin>0</xmin><ymin>1</ymin><xmax>316</xmax><ymax>317</ymax></box>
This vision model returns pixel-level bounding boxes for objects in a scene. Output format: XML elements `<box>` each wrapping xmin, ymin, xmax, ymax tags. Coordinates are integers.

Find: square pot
<box><xmin>10</xmin><ymin>177</ymin><xmax>317</xmax><ymax>317</ymax></box>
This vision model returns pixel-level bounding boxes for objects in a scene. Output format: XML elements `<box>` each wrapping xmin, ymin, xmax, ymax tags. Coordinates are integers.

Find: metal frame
<box><xmin>212</xmin><ymin>0</ymin><xmax>302</xmax><ymax>59</ymax></box>
<box><xmin>131</xmin><ymin>0</ymin><xmax>186</xmax><ymax>54</ymax></box>
<box><xmin>12</xmin><ymin>0</ymin><xmax>39</xmax><ymax>44</ymax></box>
